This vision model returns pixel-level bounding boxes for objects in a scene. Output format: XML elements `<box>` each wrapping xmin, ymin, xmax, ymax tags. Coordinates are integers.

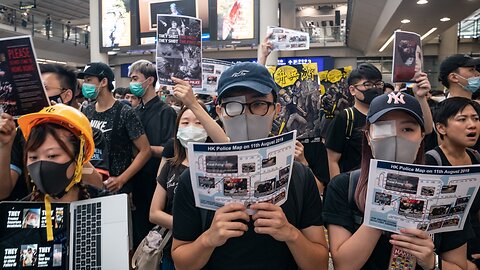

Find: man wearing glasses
<box><xmin>171</xmin><ymin>62</ymin><xmax>329</xmax><ymax>270</ymax></box>
<box><xmin>326</xmin><ymin>63</ymin><xmax>384</xmax><ymax>179</ymax></box>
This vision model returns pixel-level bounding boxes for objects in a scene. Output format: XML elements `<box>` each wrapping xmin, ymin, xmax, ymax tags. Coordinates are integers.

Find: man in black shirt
<box><xmin>128</xmin><ymin>59</ymin><xmax>176</xmax><ymax>246</ymax></box>
<box><xmin>326</xmin><ymin>63</ymin><xmax>383</xmax><ymax>178</ymax></box>
<box><xmin>79</xmin><ymin>62</ymin><xmax>151</xmax><ymax>194</ymax></box>
<box><xmin>172</xmin><ymin>62</ymin><xmax>328</xmax><ymax>270</ymax></box>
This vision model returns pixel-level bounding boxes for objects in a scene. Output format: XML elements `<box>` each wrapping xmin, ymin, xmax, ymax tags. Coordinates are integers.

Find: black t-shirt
<box><xmin>89</xmin><ymin>127</ymin><xmax>109</xmax><ymax>176</ymax></box>
<box><xmin>172</xmin><ymin>162</ymin><xmax>323</xmax><ymax>270</ymax></box>
<box><xmin>326</xmin><ymin>107</ymin><xmax>366</xmax><ymax>173</ymax></box>
<box><xmin>323</xmin><ymin>172</ymin><xmax>474</xmax><ymax>270</ymax></box>
<box><xmin>303</xmin><ymin>141</ymin><xmax>330</xmax><ymax>186</ymax></box>
<box><xmin>157</xmin><ymin>160</ymin><xmax>188</xmax><ymax>215</ymax></box>
<box><xmin>83</xmin><ymin>101</ymin><xmax>145</xmax><ymax>177</ymax></box>
<box><xmin>162</xmin><ymin>138</ymin><xmax>175</xmax><ymax>159</ymax></box>
<box><xmin>156</xmin><ymin>160</ymin><xmax>187</xmax><ymax>259</ymax></box>
<box><xmin>3</xmin><ymin>129</ymin><xmax>28</xmax><ymax>201</ymax></box>
<box><xmin>131</xmin><ymin>97</ymin><xmax>176</xmax><ymax>209</ymax></box>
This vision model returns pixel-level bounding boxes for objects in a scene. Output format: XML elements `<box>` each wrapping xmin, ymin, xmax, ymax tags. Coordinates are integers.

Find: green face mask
<box><xmin>82</xmin><ymin>83</ymin><xmax>99</xmax><ymax>99</ymax></box>
<box><xmin>129</xmin><ymin>81</ymin><xmax>146</xmax><ymax>97</ymax></box>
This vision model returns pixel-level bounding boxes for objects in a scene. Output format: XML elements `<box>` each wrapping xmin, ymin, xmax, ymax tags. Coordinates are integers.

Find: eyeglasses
<box><xmin>353</xmin><ymin>81</ymin><xmax>385</xmax><ymax>90</ymax></box>
<box><xmin>221</xmin><ymin>101</ymin><xmax>275</xmax><ymax>117</ymax></box>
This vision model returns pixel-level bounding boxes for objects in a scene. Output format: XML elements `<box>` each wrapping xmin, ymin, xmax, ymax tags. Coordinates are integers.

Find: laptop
<box><xmin>0</xmin><ymin>194</ymin><xmax>131</xmax><ymax>270</ymax></box>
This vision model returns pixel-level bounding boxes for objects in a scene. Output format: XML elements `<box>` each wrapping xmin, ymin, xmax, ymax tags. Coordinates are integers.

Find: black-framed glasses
<box><xmin>353</xmin><ymin>81</ymin><xmax>385</xmax><ymax>90</ymax></box>
<box><xmin>221</xmin><ymin>101</ymin><xmax>274</xmax><ymax>117</ymax></box>
<box><xmin>44</xmin><ymin>84</ymin><xmax>68</xmax><ymax>93</ymax></box>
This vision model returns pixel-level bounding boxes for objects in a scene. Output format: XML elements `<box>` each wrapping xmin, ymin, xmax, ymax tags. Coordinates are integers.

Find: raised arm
<box><xmin>0</xmin><ymin>113</ymin><xmax>19</xmax><ymax>199</ymax></box>
<box><xmin>413</xmin><ymin>72</ymin><xmax>433</xmax><ymax>135</ymax></box>
<box><xmin>257</xmin><ymin>32</ymin><xmax>273</xmax><ymax>66</ymax></box>
<box><xmin>172</xmin><ymin>77</ymin><xmax>229</xmax><ymax>143</ymax></box>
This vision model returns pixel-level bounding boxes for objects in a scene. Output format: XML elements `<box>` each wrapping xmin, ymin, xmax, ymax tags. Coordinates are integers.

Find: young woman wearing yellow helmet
<box><xmin>16</xmin><ymin>104</ymin><xmax>95</xmax><ymax>202</ymax></box>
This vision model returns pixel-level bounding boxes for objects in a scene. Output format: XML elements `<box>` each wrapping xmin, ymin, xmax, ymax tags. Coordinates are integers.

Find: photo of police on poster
<box><xmin>156</xmin><ymin>14</ymin><xmax>202</xmax><ymax>89</ymax></box>
<box><xmin>317</xmin><ymin>66</ymin><xmax>354</xmax><ymax>139</ymax></box>
<box><xmin>269</xmin><ymin>63</ymin><xmax>321</xmax><ymax>142</ymax></box>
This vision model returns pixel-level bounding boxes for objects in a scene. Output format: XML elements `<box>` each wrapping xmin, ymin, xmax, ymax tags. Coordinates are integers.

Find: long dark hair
<box><xmin>170</xmin><ymin>102</ymin><xmax>208</xmax><ymax>167</ymax></box>
<box><xmin>24</xmin><ymin>123</ymin><xmax>89</xmax><ymax>200</ymax></box>
<box><xmin>354</xmin><ymin>122</ymin><xmax>425</xmax><ymax>212</ymax></box>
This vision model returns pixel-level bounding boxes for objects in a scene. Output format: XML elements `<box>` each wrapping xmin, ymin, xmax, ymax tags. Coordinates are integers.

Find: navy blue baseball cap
<box><xmin>217</xmin><ymin>62</ymin><xmax>277</xmax><ymax>101</ymax></box>
<box><xmin>367</xmin><ymin>92</ymin><xmax>424</xmax><ymax>130</ymax></box>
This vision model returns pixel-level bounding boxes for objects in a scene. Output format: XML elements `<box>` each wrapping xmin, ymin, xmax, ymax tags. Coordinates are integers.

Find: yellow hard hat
<box><xmin>17</xmin><ymin>104</ymin><xmax>94</xmax><ymax>163</ymax></box>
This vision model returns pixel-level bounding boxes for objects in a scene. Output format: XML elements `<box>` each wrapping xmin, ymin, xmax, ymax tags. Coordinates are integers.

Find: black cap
<box><xmin>439</xmin><ymin>54</ymin><xmax>480</xmax><ymax>86</ymax></box>
<box><xmin>367</xmin><ymin>92</ymin><xmax>424</xmax><ymax>129</ymax></box>
<box><xmin>78</xmin><ymin>62</ymin><xmax>115</xmax><ymax>90</ymax></box>
<box><xmin>217</xmin><ymin>62</ymin><xmax>277</xmax><ymax>102</ymax></box>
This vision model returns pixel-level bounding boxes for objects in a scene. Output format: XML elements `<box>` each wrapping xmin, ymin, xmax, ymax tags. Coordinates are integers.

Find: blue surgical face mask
<box><xmin>82</xmin><ymin>83</ymin><xmax>99</xmax><ymax>99</ymax></box>
<box><xmin>129</xmin><ymin>81</ymin><xmax>146</xmax><ymax>97</ymax></box>
<box><xmin>456</xmin><ymin>74</ymin><xmax>480</xmax><ymax>93</ymax></box>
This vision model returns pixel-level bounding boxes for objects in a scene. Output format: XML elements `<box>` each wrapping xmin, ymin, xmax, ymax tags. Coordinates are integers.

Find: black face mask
<box><xmin>27</xmin><ymin>160</ymin><xmax>74</xmax><ymax>197</ymax></box>
<box><xmin>360</xmin><ymin>87</ymin><xmax>383</xmax><ymax>104</ymax></box>
<box><xmin>49</xmin><ymin>94</ymin><xmax>64</xmax><ymax>104</ymax></box>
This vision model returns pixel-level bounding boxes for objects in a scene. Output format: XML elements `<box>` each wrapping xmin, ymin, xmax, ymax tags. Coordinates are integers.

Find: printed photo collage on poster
<box><xmin>0</xmin><ymin>204</ymin><xmax>67</xmax><ymax>269</ymax></box>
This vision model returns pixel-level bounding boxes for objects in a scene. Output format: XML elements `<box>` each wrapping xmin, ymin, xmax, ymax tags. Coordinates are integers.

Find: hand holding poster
<box><xmin>392</xmin><ymin>30</ymin><xmax>422</xmax><ymax>83</ymax></box>
<box><xmin>188</xmin><ymin>131</ymin><xmax>296</xmax><ymax>212</ymax></box>
<box><xmin>156</xmin><ymin>14</ymin><xmax>202</xmax><ymax>89</ymax></box>
<box><xmin>267</xmin><ymin>26</ymin><xmax>310</xmax><ymax>51</ymax></box>
<box><xmin>364</xmin><ymin>159</ymin><xmax>480</xmax><ymax>234</ymax></box>
<box><xmin>0</xmin><ymin>36</ymin><xmax>50</xmax><ymax>117</ymax></box>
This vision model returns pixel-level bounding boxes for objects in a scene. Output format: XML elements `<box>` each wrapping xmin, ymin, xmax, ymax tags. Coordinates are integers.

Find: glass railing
<box><xmin>299</xmin><ymin>25</ymin><xmax>346</xmax><ymax>46</ymax></box>
<box><xmin>0</xmin><ymin>4</ymin><xmax>90</xmax><ymax>48</ymax></box>
<box><xmin>458</xmin><ymin>18</ymin><xmax>479</xmax><ymax>38</ymax></box>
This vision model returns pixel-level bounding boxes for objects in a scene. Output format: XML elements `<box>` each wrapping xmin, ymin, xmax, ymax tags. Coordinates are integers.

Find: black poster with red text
<box><xmin>0</xmin><ymin>36</ymin><xmax>50</xmax><ymax>117</ymax></box>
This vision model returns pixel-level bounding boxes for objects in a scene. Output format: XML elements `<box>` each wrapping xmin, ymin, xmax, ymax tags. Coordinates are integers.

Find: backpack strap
<box><xmin>344</xmin><ymin>107</ymin><xmax>354</xmax><ymax>139</ymax></box>
<box><xmin>466</xmin><ymin>148</ymin><xmax>480</xmax><ymax>163</ymax></box>
<box><xmin>425</xmin><ymin>149</ymin><xmax>442</xmax><ymax>166</ymax></box>
<box><xmin>347</xmin><ymin>169</ymin><xmax>363</xmax><ymax>227</ymax></box>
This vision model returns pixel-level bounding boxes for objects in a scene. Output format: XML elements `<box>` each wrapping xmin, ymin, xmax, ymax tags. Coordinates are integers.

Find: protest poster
<box><xmin>317</xmin><ymin>66</ymin><xmax>354</xmax><ymax>138</ymax></box>
<box><xmin>364</xmin><ymin>159</ymin><xmax>480</xmax><ymax>234</ymax></box>
<box><xmin>392</xmin><ymin>30</ymin><xmax>422</xmax><ymax>83</ymax></box>
<box><xmin>188</xmin><ymin>131</ymin><xmax>296</xmax><ymax>212</ymax></box>
<box><xmin>269</xmin><ymin>63</ymin><xmax>321</xmax><ymax>143</ymax></box>
<box><xmin>200</xmin><ymin>58</ymin><xmax>232</xmax><ymax>95</ymax></box>
<box><xmin>156</xmin><ymin>14</ymin><xmax>202</xmax><ymax>89</ymax></box>
<box><xmin>267</xmin><ymin>26</ymin><xmax>310</xmax><ymax>51</ymax></box>
<box><xmin>0</xmin><ymin>36</ymin><xmax>50</xmax><ymax>117</ymax></box>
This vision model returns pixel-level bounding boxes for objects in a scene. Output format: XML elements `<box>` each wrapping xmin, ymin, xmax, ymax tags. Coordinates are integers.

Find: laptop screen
<box><xmin>0</xmin><ymin>202</ymin><xmax>70</xmax><ymax>269</ymax></box>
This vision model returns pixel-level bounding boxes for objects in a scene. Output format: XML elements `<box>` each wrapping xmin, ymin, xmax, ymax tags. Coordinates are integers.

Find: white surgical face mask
<box><xmin>220</xmin><ymin>96</ymin><xmax>274</xmax><ymax>142</ymax></box>
<box><xmin>369</xmin><ymin>120</ymin><xmax>422</xmax><ymax>164</ymax></box>
<box><xmin>176</xmin><ymin>125</ymin><xmax>208</xmax><ymax>148</ymax></box>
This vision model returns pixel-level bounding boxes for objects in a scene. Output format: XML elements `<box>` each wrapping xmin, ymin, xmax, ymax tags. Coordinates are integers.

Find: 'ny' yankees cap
<box><xmin>217</xmin><ymin>62</ymin><xmax>277</xmax><ymax>102</ymax></box>
<box><xmin>367</xmin><ymin>92</ymin><xmax>424</xmax><ymax>129</ymax></box>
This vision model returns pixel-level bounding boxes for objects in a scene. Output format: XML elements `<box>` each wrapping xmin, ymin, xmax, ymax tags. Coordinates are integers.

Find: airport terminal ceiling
<box><xmin>1</xmin><ymin>0</ymin><xmax>479</xmax><ymax>55</ymax></box>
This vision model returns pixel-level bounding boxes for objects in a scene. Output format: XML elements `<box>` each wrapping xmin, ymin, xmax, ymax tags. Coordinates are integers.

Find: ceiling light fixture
<box><xmin>417</xmin><ymin>0</ymin><xmax>428</xmax><ymax>4</ymax></box>
<box><xmin>401</xmin><ymin>19</ymin><xmax>411</xmax><ymax>24</ymax></box>
<box><xmin>440</xmin><ymin>17</ymin><xmax>451</xmax><ymax>22</ymax></box>
<box><xmin>421</xmin><ymin>27</ymin><xmax>437</xmax><ymax>40</ymax></box>
<box><xmin>379</xmin><ymin>32</ymin><xmax>396</xmax><ymax>52</ymax></box>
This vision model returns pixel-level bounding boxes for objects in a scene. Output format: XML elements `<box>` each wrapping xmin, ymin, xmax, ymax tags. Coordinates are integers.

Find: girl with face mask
<box><xmin>4</xmin><ymin>104</ymin><xmax>95</xmax><ymax>241</ymax></box>
<box><xmin>150</xmin><ymin>77</ymin><xmax>228</xmax><ymax>270</ymax></box>
<box><xmin>323</xmin><ymin>92</ymin><xmax>471</xmax><ymax>270</ymax></box>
